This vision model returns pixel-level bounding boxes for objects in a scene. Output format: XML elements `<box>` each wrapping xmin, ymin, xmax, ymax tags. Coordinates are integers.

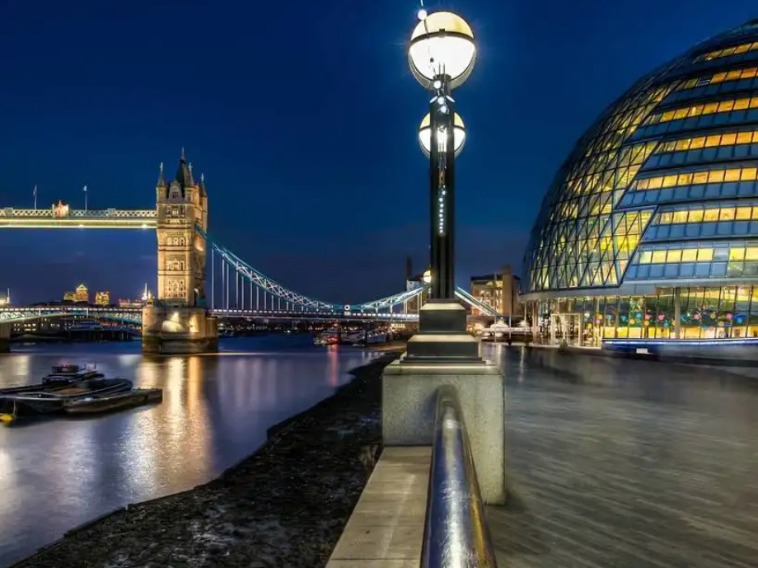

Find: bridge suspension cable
<box><xmin>200</xmin><ymin>228</ymin><xmax>427</xmax><ymax>316</ymax></box>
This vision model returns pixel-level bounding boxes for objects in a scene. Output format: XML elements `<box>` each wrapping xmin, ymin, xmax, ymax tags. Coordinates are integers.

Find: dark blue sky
<box><xmin>0</xmin><ymin>0</ymin><xmax>754</xmax><ymax>304</ymax></box>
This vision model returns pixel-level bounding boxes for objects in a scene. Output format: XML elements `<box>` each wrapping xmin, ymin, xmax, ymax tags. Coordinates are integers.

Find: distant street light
<box><xmin>408</xmin><ymin>10</ymin><xmax>476</xmax><ymax>300</ymax></box>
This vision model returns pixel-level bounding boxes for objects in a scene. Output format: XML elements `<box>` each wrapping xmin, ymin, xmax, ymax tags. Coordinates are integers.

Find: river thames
<box><xmin>0</xmin><ymin>336</ymin><xmax>377</xmax><ymax>567</ymax></box>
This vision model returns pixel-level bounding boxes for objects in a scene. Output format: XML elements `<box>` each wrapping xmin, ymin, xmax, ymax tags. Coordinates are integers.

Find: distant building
<box><xmin>118</xmin><ymin>286</ymin><xmax>153</xmax><ymax>309</ymax></box>
<box><xmin>0</xmin><ymin>289</ymin><xmax>9</xmax><ymax>306</ymax></box>
<box><xmin>74</xmin><ymin>284</ymin><xmax>89</xmax><ymax>303</ymax></box>
<box><xmin>95</xmin><ymin>291</ymin><xmax>110</xmax><ymax>306</ymax></box>
<box><xmin>64</xmin><ymin>284</ymin><xmax>90</xmax><ymax>303</ymax></box>
<box><xmin>469</xmin><ymin>266</ymin><xmax>523</xmax><ymax>318</ymax></box>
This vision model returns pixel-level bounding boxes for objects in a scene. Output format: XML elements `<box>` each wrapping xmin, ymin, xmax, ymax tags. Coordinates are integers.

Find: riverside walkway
<box><xmin>487</xmin><ymin>346</ymin><xmax>758</xmax><ymax>567</ymax></box>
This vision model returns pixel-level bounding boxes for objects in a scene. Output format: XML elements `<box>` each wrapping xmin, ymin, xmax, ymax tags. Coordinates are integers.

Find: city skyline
<box><xmin>0</xmin><ymin>1</ymin><xmax>755</xmax><ymax>304</ymax></box>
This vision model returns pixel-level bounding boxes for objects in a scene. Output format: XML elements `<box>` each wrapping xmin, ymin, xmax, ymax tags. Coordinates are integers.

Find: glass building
<box><xmin>522</xmin><ymin>20</ymin><xmax>758</xmax><ymax>346</ymax></box>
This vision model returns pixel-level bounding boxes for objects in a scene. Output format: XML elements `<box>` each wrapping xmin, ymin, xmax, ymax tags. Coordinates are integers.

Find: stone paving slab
<box><xmin>486</xmin><ymin>347</ymin><xmax>758</xmax><ymax>568</ymax></box>
<box><xmin>327</xmin><ymin>446</ymin><xmax>431</xmax><ymax>567</ymax></box>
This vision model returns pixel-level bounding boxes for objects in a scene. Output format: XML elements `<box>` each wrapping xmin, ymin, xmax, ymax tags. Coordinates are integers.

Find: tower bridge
<box><xmin>0</xmin><ymin>153</ymin><xmax>499</xmax><ymax>352</ymax></box>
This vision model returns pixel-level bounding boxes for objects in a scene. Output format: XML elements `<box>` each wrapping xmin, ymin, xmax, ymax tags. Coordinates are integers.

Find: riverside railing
<box><xmin>422</xmin><ymin>385</ymin><xmax>498</xmax><ymax>568</ymax></box>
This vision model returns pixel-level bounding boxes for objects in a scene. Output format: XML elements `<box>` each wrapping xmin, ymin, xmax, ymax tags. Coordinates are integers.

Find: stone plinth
<box><xmin>405</xmin><ymin>301</ymin><xmax>482</xmax><ymax>363</ymax></box>
<box><xmin>382</xmin><ymin>358</ymin><xmax>505</xmax><ymax>504</ymax></box>
<box><xmin>0</xmin><ymin>323</ymin><xmax>9</xmax><ymax>353</ymax></box>
<box><xmin>142</xmin><ymin>302</ymin><xmax>218</xmax><ymax>354</ymax></box>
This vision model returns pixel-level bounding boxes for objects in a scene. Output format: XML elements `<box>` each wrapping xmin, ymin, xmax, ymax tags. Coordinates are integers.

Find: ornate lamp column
<box><xmin>404</xmin><ymin>10</ymin><xmax>481</xmax><ymax>362</ymax></box>
<box><xmin>410</xmin><ymin>11</ymin><xmax>475</xmax><ymax>299</ymax></box>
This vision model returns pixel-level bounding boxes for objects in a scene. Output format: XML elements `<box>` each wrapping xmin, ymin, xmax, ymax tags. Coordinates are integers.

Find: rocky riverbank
<box><xmin>14</xmin><ymin>352</ymin><xmax>399</xmax><ymax>568</ymax></box>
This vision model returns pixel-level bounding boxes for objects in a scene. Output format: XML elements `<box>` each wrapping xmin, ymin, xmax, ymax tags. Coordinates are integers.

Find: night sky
<box><xmin>0</xmin><ymin>0</ymin><xmax>754</xmax><ymax>304</ymax></box>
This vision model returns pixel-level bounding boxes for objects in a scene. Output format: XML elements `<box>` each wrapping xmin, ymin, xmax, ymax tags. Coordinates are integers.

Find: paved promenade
<box><xmin>486</xmin><ymin>346</ymin><xmax>758</xmax><ymax>567</ymax></box>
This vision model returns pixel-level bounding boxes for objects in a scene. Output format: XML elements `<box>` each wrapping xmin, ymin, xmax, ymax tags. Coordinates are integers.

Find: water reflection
<box><xmin>0</xmin><ymin>336</ymin><xmax>376</xmax><ymax>567</ymax></box>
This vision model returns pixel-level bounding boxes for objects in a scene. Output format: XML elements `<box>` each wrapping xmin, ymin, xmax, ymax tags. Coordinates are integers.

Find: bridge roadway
<box><xmin>0</xmin><ymin>208</ymin><xmax>156</xmax><ymax>229</ymax></box>
<box><xmin>487</xmin><ymin>345</ymin><xmax>758</xmax><ymax>567</ymax></box>
<box><xmin>0</xmin><ymin>306</ymin><xmax>420</xmax><ymax>323</ymax></box>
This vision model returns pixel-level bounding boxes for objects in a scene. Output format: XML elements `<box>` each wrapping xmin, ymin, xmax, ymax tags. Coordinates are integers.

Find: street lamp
<box><xmin>418</xmin><ymin>112</ymin><xmax>466</xmax><ymax>157</ymax></box>
<box><xmin>409</xmin><ymin>10</ymin><xmax>476</xmax><ymax>300</ymax></box>
<box><xmin>408</xmin><ymin>11</ymin><xmax>476</xmax><ymax>90</ymax></box>
<box><xmin>385</xmin><ymin>9</ymin><xmax>503</xmax><ymax>506</ymax></box>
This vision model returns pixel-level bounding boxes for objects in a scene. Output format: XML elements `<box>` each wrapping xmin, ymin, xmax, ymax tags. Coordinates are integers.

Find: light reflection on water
<box><xmin>0</xmin><ymin>336</ymin><xmax>376</xmax><ymax>567</ymax></box>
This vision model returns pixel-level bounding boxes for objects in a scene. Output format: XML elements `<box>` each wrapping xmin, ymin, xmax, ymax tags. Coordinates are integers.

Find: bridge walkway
<box><xmin>486</xmin><ymin>347</ymin><xmax>758</xmax><ymax>567</ymax></box>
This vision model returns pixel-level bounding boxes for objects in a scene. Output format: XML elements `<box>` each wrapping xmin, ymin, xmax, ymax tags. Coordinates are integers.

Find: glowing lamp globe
<box><xmin>409</xmin><ymin>11</ymin><xmax>476</xmax><ymax>90</ymax></box>
<box><xmin>418</xmin><ymin>112</ymin><xmax>466</xmax><ymax>156</ymax></box>
<box><xmin>422</xmin><ymin>269</ymin><xmax>432</xmax><ymax>284</ymax></box>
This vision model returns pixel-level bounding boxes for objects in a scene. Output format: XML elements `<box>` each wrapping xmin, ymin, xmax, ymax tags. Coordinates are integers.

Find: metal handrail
<box><xmin>422</xmin><ymin>386</ymin><xmax>498</xmax><ymax>568</ymax></box>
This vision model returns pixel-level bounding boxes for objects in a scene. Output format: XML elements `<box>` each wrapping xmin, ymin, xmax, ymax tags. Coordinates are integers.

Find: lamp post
<box><xmin>409</xmin><ymin>10</ymin><xmax>476</xmax><ymax>300</ymax></box>
<box><xmin>383</xmin><ymin>9</ymin><xmax>504</xmax><ymax>505</ymax></box>
<box><xmin>402</xmin><ymin>8</ymin><xmax>481</xmax><ymax>363</ymax></box>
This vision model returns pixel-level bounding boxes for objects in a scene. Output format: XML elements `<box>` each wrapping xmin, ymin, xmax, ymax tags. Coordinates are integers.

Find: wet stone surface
<box><xmin>14</xmin><ymin>354</ymin><xmax>395</xmax><ymax>568</ymax></box>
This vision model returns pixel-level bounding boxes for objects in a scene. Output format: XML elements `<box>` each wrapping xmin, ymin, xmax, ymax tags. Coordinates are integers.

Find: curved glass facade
<box><xmin>523</xmin><ymin>20</ymin><xmax>758</xmax><ymax>344</ymax></box>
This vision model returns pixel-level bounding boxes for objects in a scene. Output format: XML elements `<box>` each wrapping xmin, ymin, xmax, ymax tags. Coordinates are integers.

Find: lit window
<box><xmin>672</xmin><ymin>211</ymin><xmax>689</xmax><ymax>223</ymax></box>
<box><xmin>682</xmin><ymin>249</ymin><xmax>698</xmax><ymax>262</ymax></box>
<box><xmin>724</xmin><ymin>169</ymin><xmax>741</xmax><ymax>182</ymax></box>
<box><xmin>677</xmin><ymin>173</ymin><xmax>693</xmax><ymax>186</ymax></box>
<box><xmin>746</xmin><ymin>247</ymin><xmax>758</xmax><ymax>261</ymax></box>
<box><xmin>703</xmin><ymin>208</ymin><xmax>720</xmax><ymax>222</ymax></box>
<box><xmin>675</xmin><ymin>139</ymin><xmax>690</xmax><ymax>151</ymax></box>
<box><xmin>736</xmin><ymin>207</ymin><xmax>752</xmax><ymax>220</ymax></box>
<box><xmin>666</xmin><ymin>250</ymin><xmax>682</xmax><ymax>262</ymax></box>
<box><xmin>720</xmin><ymin>133</ymin><xmax>737</xmax><ymax>145</ymax></box>
<box><xmin>729</xmin><ymin>248</ymin><xmax>745</xmax><ymax>261</ymax></box>
<box><xmin>711</xmin><ymin>72</ymin><xmax>728</xmax><ymax>82</ymax></box>
<box><xmin>639</xmin><ymin>251</ymin><xmax>652</xmax><ymax>264</ymax></box>
<box><xmin>734</xmin><ymin>99</ymin><xmax>750</xmax><ymax>111</ymax></box>
<box><xmin>652</xmin><ymin>250</ymin><xmax>667</xmax><ymax>263</ymax></box>
<box><xmin>659</xmin><ymin>212</ymin><xmax>673</xmax><ymax>224</ymax></box>
<box><xmin>707</xmin><ymin>170</ymin><xmax>725</xmax><ymax>183</ymax></box>
<box><xmin>696</xmin><ymin>42</ymin><xmax>758</xmax><ymax>62</ymax></box>
<box><xmin>719</xmin><ymin>208</ymin><xmax>736</xmax><ymax>221</ymax></box>
<box><xmin>697</xmin><ymin>248</ymin><xmax>714</xmax><ymax>261</ymax></box>
<box><xmin>688</xmin><ymin>209</ymin><xmax>705</xmax><ymax>223</ymax></box>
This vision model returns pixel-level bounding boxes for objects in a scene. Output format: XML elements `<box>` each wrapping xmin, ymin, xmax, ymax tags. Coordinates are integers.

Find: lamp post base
<box><xmin>383</xmin><ymin>301</ymin><xmax>505</xmax><ymax>503</ymax></box>
<box><xmin>403</xmin><ymin>300</ymin><xmax>484</xmax><ymax>364</ymax></box>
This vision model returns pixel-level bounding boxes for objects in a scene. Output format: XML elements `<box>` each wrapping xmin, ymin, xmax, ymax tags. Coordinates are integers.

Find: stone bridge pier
<box><xmin>0</xmin><ymin>322</ymin><xmax>9</xmax><ymax>352</ymax></box>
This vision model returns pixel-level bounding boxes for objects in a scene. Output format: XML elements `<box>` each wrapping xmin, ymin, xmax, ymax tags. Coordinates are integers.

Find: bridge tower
<box><xmin>142</xmin><ymin>153</ymin><xmax>218</xmax><ymax>353</ymax></box>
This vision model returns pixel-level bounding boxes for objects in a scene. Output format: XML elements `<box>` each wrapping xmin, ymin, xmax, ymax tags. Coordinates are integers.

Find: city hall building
<box><xmin>522</xmin><ymin>20</ymin><xmax>758</xmax><ymax>350</ymax></box>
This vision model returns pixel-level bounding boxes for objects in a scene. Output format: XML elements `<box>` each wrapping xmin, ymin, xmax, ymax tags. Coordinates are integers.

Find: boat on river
<box><xmin>0</xmin><ymin>364</ymin><xmax>132</xmax><ymax>417</ymax></box>
<box><xmin>314</xmin><ymin>330</ymin><xmax>340</xmax><ymax>346</ymax></box>
<box><xmin>0</xmin><ymin>364</ymin><xmax>105</xmax><ymax>397</ymax></box>
<box><xmin>63</xmin><ymin>388</ymin><xmax>163</xmax><ymax>415</ymax></box>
